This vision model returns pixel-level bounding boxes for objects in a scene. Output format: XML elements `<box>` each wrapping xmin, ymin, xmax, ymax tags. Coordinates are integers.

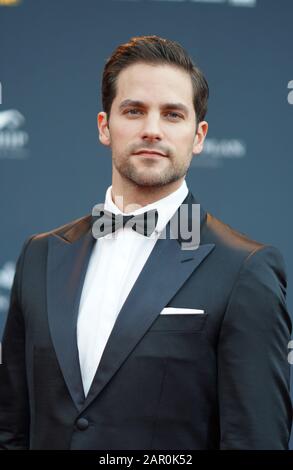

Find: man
<box><xmin>0</xmin><ymin>35</ymin><xmax>291</xmax><ymax>450</ymax></box>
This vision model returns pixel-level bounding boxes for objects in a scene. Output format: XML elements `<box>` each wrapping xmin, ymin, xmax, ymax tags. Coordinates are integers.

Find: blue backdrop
<box><xmin>1</xmin><ymin>0</ymin><xmax>292</xmax><ymax>446</ymax></box>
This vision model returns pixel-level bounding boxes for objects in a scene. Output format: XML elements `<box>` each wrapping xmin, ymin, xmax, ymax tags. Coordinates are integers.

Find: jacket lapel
<box><xmin>47</xmin><ymin>219</ymin><xmax>95</xmax><ymax>411</ymax></box>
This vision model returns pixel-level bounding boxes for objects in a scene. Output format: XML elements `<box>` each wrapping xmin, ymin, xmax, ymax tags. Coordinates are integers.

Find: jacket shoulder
<box><xmin>29</xmin><ymin>213</ymin><xmax>92</xmax><ymax>244</ymax></box>
<box><xmin>203</xmin><ymin>211</ymin><xmax>269</xmax><ymax>259</ymax></box>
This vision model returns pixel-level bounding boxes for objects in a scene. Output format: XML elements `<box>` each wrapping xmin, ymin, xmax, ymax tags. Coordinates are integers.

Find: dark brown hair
<box><xmin>101</xmin><ymin>35</ymin><xmax>209</xmax><ymax>125</ymax></box>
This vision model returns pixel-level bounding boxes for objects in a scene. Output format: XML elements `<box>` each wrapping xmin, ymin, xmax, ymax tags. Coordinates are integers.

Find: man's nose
<box><xmin>140</xmin><ymin>114</ymin><xmax>163</xmax><ymax>141</ymax></box>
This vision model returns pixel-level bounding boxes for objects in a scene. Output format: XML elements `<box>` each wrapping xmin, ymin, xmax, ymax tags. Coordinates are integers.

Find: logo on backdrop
<box><xmin>0</xmin><ymin>82</ymin><xmax>30</xmax><ymax>159</ymax></box>
<box><xmin>191</xmin><ymin>137</ymin><xmax>246</xmax><ymax>168</ymax></box>
<box><xmin>0</xmin><ymin>261</ymin><xmax>15</xmax><ymax>314</ymax></box>
<box><xmin>288</xmin><ymin>340</ymin><xmax>293</xmax><ymax>365</ymax></box>
<box><xmin>0</xmin><ymin>109</ymin><xmax>29</xmax><ymax>158</ymax></box>
<box><xmin>0</xmin><ymin>260</ymin><xmax>15</xmax><ymax>363</ymax></box>
<box><xmin>114</xmin><ymin>0</ymin><xmax>256</xmax><ymax>7</ymax></box>
<box><xmin>287</xmin><ymin>80</ymin><xmax>293</xmax><ymax>105</ymax></box>
<box><xmin>0</xmin><ymin>109</ymin><xmax>25</xmax><ymax>129</ymax></box>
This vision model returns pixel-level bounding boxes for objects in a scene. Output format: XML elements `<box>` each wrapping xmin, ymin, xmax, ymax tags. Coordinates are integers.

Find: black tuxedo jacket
<box><xmin>0</xmin><ymin>191</ymin><xmax>292</xmax><ymax>450</ymax></box>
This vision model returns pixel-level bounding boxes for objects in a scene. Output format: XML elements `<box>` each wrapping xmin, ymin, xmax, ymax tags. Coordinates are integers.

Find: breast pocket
<box><xmin>149</xmin><ymin>313</ymin><xmax>208</xmax><ymax>332</ymax></box>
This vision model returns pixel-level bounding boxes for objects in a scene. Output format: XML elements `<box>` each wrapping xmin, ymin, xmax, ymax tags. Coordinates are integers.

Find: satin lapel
<box><xmin>47</xmin><ymin>229</ymin><xmax>95</xmax><ymax>411</ymax></box>
<box><xmin>82</xmin><ymin>194</ymin><xmax>215</xmax><ymax>411</ymax></box>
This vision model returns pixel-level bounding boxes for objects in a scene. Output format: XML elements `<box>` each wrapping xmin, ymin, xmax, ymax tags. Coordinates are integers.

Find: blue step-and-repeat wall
<box><xmin>1</xmin><ymin>0</ymin><xmax>292</xmax><ymax>445</ymax></box>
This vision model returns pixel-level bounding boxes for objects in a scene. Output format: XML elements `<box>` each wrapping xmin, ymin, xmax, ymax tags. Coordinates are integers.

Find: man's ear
<box><xmin>97</xmin><ymin>111</ymin><xmax>111</xmax><ymax>146</ymax></box>
<box><xmin>192</xmin><ymin>120</ymin><xmax>208</xmax><ymax>155</ymax></box>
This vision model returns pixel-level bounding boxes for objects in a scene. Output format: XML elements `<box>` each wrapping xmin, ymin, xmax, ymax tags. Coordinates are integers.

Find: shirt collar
<box><xmin>104</xmin><ymin>179</ymin><xmax>189</xmax><ymax>235</ymax></box>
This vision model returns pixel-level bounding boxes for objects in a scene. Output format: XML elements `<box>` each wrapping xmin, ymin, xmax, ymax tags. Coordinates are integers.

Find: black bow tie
<box><xmin>91</xmin><ymin>205</ymin><xmax>159</xmax><ymax>239</ymax></box>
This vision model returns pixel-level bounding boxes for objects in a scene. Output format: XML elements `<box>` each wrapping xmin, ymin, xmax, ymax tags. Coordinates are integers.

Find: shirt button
<box><xmin>76</xmin><ymin>417</ymin><xmax>89</xmax><ymax>430</ymax></box>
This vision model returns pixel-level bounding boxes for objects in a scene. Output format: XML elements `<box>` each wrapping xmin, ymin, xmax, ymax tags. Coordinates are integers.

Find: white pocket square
<box><xmin>160</xmin><ymin>307</ymin><xmax>205</xmax><ymax>315</ymax></box>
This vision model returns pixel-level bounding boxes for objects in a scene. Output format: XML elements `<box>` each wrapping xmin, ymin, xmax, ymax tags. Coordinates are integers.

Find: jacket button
<box><xmin>76</xmin><ymin>417</ymin><xmax>89</xmax><ymax>430</ymax></box>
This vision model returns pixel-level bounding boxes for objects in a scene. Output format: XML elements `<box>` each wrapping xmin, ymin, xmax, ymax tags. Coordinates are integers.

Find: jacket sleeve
<box><xmin>0</xmin><ymin>236</ymin><xmax>34</xmax><ymax>449</ymax></box>
<box><xmin>218</xmin><ymin>245</ymin><xmax>292</xmax><ymax>449</ymax></box>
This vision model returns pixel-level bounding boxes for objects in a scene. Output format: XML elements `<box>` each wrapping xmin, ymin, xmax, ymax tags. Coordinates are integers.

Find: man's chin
<box><xmin>129</xmin><ymin>177</ymin><xmax>167</xmax><ymax>187</ymax></box>
<box><xmin>126</xmin><ymin>172</ymin><xmax>179</xmax><ymax>188</ymax></box>
<box><xmin>117</xmin><ymin>163</ymin><xmax>180</xmax><ymax>187</ymax></box>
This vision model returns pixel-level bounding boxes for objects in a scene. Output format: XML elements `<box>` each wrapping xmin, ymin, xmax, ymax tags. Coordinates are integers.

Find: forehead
<box><xmin>113</xmin><ymin>63</ymin><xmax>194</xmax><ymax>108</ymax></box>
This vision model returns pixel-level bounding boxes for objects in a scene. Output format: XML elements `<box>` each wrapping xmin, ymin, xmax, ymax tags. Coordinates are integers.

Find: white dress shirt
<box><xmin>77</xmin><ymin>179</ymin><xmax>189</xmax><ymax>396</ymax></box>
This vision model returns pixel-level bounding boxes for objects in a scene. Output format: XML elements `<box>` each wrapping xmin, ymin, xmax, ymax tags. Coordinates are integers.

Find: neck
<box><xmin>111</xmin><ymin>173</ymin><xmax>184</xmax><ymax>213</ymax></box>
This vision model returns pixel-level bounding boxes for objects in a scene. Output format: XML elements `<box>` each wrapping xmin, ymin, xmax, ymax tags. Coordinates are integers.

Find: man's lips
<box><xmin>133</xmin><ymin>150</ymin><xmax>167</xmax><ymax>157</ymax></box>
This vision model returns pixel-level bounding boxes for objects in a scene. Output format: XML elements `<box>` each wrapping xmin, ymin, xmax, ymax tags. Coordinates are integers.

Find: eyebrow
<box><xmin>118</xmin><ymin>99</ymin><xmax>189</xmax><ymax>116</ymax></box>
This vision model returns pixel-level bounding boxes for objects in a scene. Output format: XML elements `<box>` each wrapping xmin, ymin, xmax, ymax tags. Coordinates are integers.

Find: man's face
<box><xmin>98</xmin><ymin>63</ymin><xmax>208</xmax><ymax>187</ymax></box>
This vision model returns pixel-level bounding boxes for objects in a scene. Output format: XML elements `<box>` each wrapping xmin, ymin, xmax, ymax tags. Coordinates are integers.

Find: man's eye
<box><xmin>166</xmin><ymin>112</ymin><xmax>182</xmax><ymax>119</ymax></box>
<box><xmin>125</xmin><ymin>109</ymin><xmax>142</xmax><ymax>115</ymax></box>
